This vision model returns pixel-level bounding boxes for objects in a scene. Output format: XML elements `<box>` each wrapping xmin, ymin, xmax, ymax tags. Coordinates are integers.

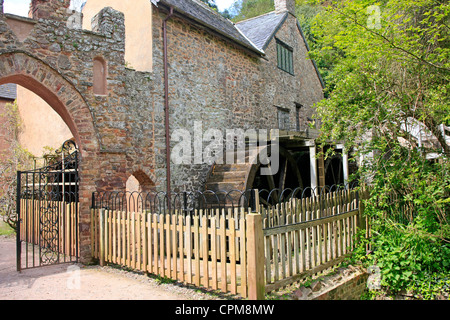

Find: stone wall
<box><xmin>30</xmin><ymin>0</ymin><xmax>71</xmax><ymax>22</ymax></box>
<box><xmin>291</xmin><ymin>266</ymin><xmax>369</xmax><ymax>300</ymax></box>
<box><xmin>0</xmin><ymin>0</ymin><xmax>324</xmax><ymax>261</ymax></box>
<box><xmin>259</xmin><ymin>13</ymin><xmax>323</xmax><ymax>132</ymax></box>
<box><xmin>0</xmin><ymin>2</ymin><xmax>138</xmax><ymax>261</ymax></box>
<box><xmin>151</xmin><ymin>7</ymin><xmax>262</xmax><ymax>191</ymax></box>
<box><xmin>1</xmin><ymin>0</ymin><xmax>324</xmax><ymax>194</ymax></box>
<box><xmin>151</xmin><ymin>7</ymin><xmax>324</xmax><ymax>191</ymax></box>
<box><xmin>313</xmin><ymin>271</ymin><xmax>368</xmax><ymax>300</ymax></box>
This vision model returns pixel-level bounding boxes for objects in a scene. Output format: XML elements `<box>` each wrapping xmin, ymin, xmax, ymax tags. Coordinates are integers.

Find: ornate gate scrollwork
<box><xmin>17</xmin><ymin>140</ymin><xmax>80</xmax><ymax>271</ymax></box>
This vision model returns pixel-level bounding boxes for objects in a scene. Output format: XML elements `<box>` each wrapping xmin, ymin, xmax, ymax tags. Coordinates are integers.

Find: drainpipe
<box><xmin>163</xmin><ymin>6</ymin><xmax>174</xmax><ymax>195</ymax></box>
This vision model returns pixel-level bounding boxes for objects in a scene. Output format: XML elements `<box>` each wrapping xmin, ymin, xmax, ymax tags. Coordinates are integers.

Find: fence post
<box><xmin>99</xmin><ymin>208</ymin><xmax>105</xmax><ymax>267</ymax></box>
<box><xmin>246</xmin><ymin>213</ymin><xmax>265</xmax><ymax>300</ymax></box>
<box><xmin>16</xmin><ymin>171</ymin><xmax>22</xmax><ymax>272</ymax></box>
<box><xmin>357</xmin><ymin>188</ymin><xmax>370</xmax><ymax>251</ymax></box>
<box><xmin>363</xmin><ymin>188</ymin><xmax>371</xmax><ymax>252</ymax></box>
<box><xmin>250</xmin><ymin>189</ymin><xmax>260</xmax><ymax>213</ymax></box>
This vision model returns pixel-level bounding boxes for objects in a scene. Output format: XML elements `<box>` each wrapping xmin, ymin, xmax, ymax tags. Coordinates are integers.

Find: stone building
<box><xmin>0</xmin><ymin>82</ymin><xmax>73</xmax><ymax>159</ymax></box>
<box><xmin>79</xmin><ymin>0</ymin><xmax>333</xmax><ymax>193</ymax></box>
<box><xmin>16</xmin><ymin>85</ymin><xmax>73</xmax><ymax>158</ymax></box>
<box><xmin>0</xmin><ymin>0</ymin><xmax>347</xmax><ymax>262</ymax></box>
<box><xmin>0</xmin><ymin>83</ymin><xmax>16</xmax><ymax>162</ymax></box>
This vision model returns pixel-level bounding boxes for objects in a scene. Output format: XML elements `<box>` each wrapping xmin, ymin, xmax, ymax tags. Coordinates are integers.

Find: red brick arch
<box><xmin>0</xmin><ymin>51</ymin><xmax>99</xmax><ymax>153</ymax></box>
<box><xmin>0</xmin><ymin>51</ymin><xmax>100</xmax><ymax>262</ymax></box>
<box><xmin>129</xmin><ymin>169</ymin><xmax>156</xmax><ymax>193</ymax></box>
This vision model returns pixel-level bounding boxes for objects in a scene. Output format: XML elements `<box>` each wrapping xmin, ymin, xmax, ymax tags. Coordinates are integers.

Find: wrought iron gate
<box><xmin>16</xmin><ymin>140</ymin><xmax>79</xmax><ymax>271</ymax></box>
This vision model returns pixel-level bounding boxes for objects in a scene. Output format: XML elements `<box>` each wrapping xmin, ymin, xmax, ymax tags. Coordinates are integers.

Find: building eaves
<box><xmin>0</xmin><ymin>83</ymin><xmax>17</xmax><ymax>100</ymax></box>
<box><xmin>153</xmin><ymin>0</ymin><xmax>265</xmax><ymax>56</ymax></box>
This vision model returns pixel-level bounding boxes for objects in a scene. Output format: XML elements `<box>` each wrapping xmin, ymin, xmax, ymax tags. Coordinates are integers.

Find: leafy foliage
<box><xmin>302</xmin><ymin>0</ymin><xmax>450</xmax><ymax>298</ymax></box>
<box><xmin>310</xmin><ymin>0</ymin><xmax>449</xmax><ymax>148</ymax></box>
<box><xmin>230</xmin><ymin>0</ymin><xmax>275</xmax><ymax>22</ymax></box>
<box><xmin>354</xmin><ymin>152</ymin><xmax>450</xmax><ymax>298</ymax></box>
<box><xmin>0</xmin><ymin>101</ymin><xmax>34</xmax><ymax>230</ymax></box>
<box><xmin>199</xmin><ymin>0</ymin><xmax>219</xmax><ymax>11</ymax></box>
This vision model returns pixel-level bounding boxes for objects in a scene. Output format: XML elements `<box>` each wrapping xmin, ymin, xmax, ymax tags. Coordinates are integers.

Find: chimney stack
<box><xmin>275</xmin><ymin>0</ymin><xmax>295</xmax><ymax>14</ymax></box>
<box><xmin>29</xmin><ymin>0</ymin><xmax>71</xmax><ymax>21</ymax></box>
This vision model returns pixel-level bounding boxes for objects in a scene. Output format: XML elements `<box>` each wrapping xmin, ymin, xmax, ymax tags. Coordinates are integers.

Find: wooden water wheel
<box><xmin>204</xmin><ymin>145</ymin><xmax>306</xmax><ymax>205</ymax></box>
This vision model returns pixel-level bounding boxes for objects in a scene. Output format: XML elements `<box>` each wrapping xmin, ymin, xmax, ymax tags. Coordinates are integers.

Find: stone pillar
<box><xmin>343</xmin><ymin>149</ymin><xmax>349</xmax><ymax>187</ymax></box>
<box><xmin>0</xmin><ymin>0</ymin><xmax>4</xmax><ymax>15</ymax></box>
<box><xmin>30</xmin><ymin>0</ymin><xmax>71</xmax><ymax>21</ymax></box>
<box><xmin>66</xmin><ymin>10</ymin><xmax>83</xmax><ymax>29</ymax></box>
<box><xmin>309</xmin><ymin>143</ymin><xmax>318</xmax><ymax>194</ymax></box>
<box><xmin>336</xmin><ymin>144</ymin><xmax>349</xmax><ymax>188</ymax></box>
<box><xmin>91</xmin><ymin>7</ymin><xmax>125</xmax><ymax>42</ymax></box>
<box><xmin>336</xmin><ymin>144</ymin><xmax>349</xmax><ymax>186</ymax></box>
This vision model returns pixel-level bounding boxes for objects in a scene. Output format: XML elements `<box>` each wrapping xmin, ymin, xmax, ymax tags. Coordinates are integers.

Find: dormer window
<box><xmin>276</xmin><ymin>39</ymin><xmax>294</xmax><ymax>75</ymax></box>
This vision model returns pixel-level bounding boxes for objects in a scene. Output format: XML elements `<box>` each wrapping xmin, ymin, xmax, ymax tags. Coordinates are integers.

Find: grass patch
<box><xmin>0</xmin><ymin>220</ymin><xmax>15</xmax><ymax>237</ymax></box>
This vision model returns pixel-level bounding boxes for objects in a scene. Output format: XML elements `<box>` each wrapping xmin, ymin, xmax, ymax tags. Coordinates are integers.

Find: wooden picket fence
<box><xmin>19</xmin><ymin>199</ymin><xmax>79</xmax><ymax>257</ymax></box>
<box><xmin>260</xmin><ymin>189</ymin><xmax>361</xmax><ymax>293</ymax></box>
<box><xmin>91</xmin><ymin>188</ymin><xmax>364</xmax><ymax>299</ymax></box>
<box><xmin>91</xmin><ymin>207</ymin><xmax>250</xmax><ymax>298</ymax></box>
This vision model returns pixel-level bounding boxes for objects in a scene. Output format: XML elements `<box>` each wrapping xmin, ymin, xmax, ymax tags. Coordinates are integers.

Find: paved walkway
<box><xmin>0</xmin><ymin>236</ymin><xmax>214</xmax><ymax>300</ymax></box>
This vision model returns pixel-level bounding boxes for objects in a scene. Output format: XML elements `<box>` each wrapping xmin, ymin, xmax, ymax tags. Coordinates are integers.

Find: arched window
<box><xmin>93</xmin><ymin>57</ymin><xmax>107</xmax><ymax>95</ymax></box>
<box><xmin>126</xmin><ymin>171</ymin><xmax>155</xmax><ymax>212</ymax></box>
<box><xmin>126</xmin><ymin>174</ymin><xmax>141</xmax><ymax>194</ymax></box>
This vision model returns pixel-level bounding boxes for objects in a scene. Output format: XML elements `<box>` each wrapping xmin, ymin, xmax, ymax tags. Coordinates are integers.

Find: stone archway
<box><xmin>0</xmin><ymin>51</ymin><xmax>100</xmax><ymax>150</ymax></box>
<box><xmin>0</xmin><ymin>51</ymin><xmax>100</xmax><ymax>262</ymax></box>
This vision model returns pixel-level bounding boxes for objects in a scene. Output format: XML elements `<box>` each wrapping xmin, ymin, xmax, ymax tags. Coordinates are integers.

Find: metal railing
<box><xmin>91</xmin><ymin>182</ymin><xmax>359</xmax><ymax>215</ymax></box>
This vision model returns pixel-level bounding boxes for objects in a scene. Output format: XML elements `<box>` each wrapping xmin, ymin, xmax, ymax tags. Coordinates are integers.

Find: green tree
<box><xmin>199</xmin><ymin>0</ymin><xmax>219</xmax><ymax>11</ymax></box>
<box><xmin>199</xmin><ymin>0</ymin><xmax>238</xmax><ymax>19</ymax></box>
<box><xmin>0</xmin><ymin>101</ymin><xmax>33</xmax><ymax>230</ymax></box>
<box><xmin>308</xmin><ymin>0</ymin><xmax>450</xmax><ymax>297</ymax></box>
<box><xmin>310</xmin><ymin>0</ymin><xmax>449</xmax><ymax>155</ymax></box>
<box><xmin>295</xmin><ymin>1</ymin><xmax>323</xmax><ymax>47</ymax></box>
<box><xmin>221</xmin><ymin>9</ymin><xmax>233</xmax><ymax>20</ymax></box>
<box><xmin>231</xmin><ymin>0</ymin><xmax>275</xmax><ymax>22</ymax></box>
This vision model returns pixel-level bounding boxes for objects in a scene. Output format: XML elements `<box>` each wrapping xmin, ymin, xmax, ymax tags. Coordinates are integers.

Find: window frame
<box><xmin>295</xmin><ymin>103</ymin><xmax>303</xmax><ymax>132</ymax></box>
<box><xmin>276</xmin><ymin>38</ymin><xmax>294</xmax><ymax>75</ymax></box>
<box><xmin>276</xmin><ymin>106</ymin><xmax>291</xmax><ymax>131</ymax></box>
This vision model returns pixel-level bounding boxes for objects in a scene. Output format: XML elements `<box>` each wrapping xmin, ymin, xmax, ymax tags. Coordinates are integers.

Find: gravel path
<box><xmin>0</xmin><ymin>236</ymin><xmax>222</xmax><ymax>300</ymax></box>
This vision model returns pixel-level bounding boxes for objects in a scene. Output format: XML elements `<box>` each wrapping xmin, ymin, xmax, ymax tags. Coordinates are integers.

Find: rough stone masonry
<box><xmin>0</xmin><ymin>0</ymin><xmax>324</xmax><ymax>262</ymax></box>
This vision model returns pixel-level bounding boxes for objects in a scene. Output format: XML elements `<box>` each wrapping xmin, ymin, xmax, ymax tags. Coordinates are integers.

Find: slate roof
<box><xmin>155</xmin><ymin>0</ymin><xmax>264</xmax><ymax>55</ymax></box>
<box><xmin>0</xmin><ymin>83</ymin><xmax>17</xmax><ymax>100</ymax></box>
<box><xmin>235</xmin><ymin>11</ymin><xmax>288</xmax><ymax>51</ymax></box>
